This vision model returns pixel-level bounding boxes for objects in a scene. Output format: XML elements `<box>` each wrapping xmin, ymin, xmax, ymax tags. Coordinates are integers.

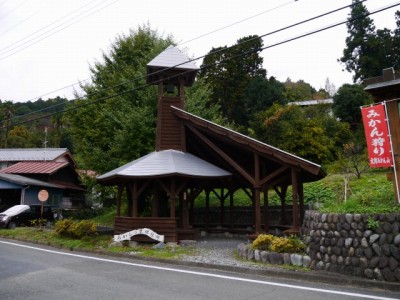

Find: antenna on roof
<box><xmin>43</xmin><ymin>126</ymin><xmax>48</xmax><ymax>161</ymax></box>
<box><xmin>43</xmin><ymin>127</ymin><xmax>48</xmax><ymax>149</ymax></box>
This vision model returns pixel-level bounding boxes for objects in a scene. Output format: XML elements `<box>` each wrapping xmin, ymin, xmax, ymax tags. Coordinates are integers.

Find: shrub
<box><xmin>252</xmin><ymin>234</ymin><xmax>305</xmax><ymax>253</ymax></box>
<box><xmin>252</xmin><ymin>234</ymin><xmax>274</xmax><ymax>251</ymax></box>
<box><xmin>55</xmin><ymin>219</ymin><xmax>97</xmax><ymax>238</ymax></box>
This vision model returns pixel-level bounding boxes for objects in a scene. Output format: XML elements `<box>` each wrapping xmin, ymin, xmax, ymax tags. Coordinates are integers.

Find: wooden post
<box><xmin>263</xmin><ymin>186</ymin><xmax>269</xmax><ymax>233</ymax></box>
<box><xmin>254</xmin><ymin>153</ymin><xmax>261</xmax><ymax>234</ymax></box>
<box><xmin>205</xmin><ymin>189</ymin><xmax>210</xmax><ymax>229</ymax></box>
<box><xmin>229</xmin><ymin>188</ymin><xmax>234</xmax><ymax>229</ymax></box>
<box><xmin>116</xmin><ymin>184</ymin><xmax>123</xmax><ymax>217</ymax></box>
<box><xmin>291</xmin><ymin>168</ymin><xmax>299</xmax><ymax>231</ymax></box>
<box><xmin>170</xmin><ymin>179</ymin><xmax>176</xmax><ymax>219</ymax></box>
<box><xmin>386</xmin><ymin>100</ymin><xmax>400</xmax><ymax>202</ymax></box>
<box><xmin>132</xmin><ymin>181</ymin><xmax>138</xmax><ymax>217</ymax></box>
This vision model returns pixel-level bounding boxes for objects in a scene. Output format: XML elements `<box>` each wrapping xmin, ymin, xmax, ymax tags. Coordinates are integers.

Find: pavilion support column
<box><xmin>274</xmin><ymin>185</ymin><xmax>288</xmax><ymax>225</ymax></box>
<box><xmin>205</xmin><ymin>189</ymin><xmax>210</xmax><ymax>229</ymax></box>
<box><xmin>116</xmin><ymin>184</ymin><xmax>123</xmax><ymax>217</ymax></box>
<box><xmin>263</xmin><ymin>187</ymin><xmax>269</xmax><ymax>233</ymax></box>
<box><xmin>182</xmin><ymin>192</ymin><xmax>189</xmax><ymax>230</ymax></box>
<box><xmin>220</xmin><ymin>188</ymin><xmax>225</xmax><ymax>225</ymax></box>
<box><xmin>131</xmin><ymin>180</ymin><xmax>138</xmax><ymax>217</ymax></box>
<box><xmin>152</xmin><ymin>190</ymin><xmax>159</xmax><ymax>217</ymax></box>
<box><xmin>291</xmin><ymin>168</ymin><xmax>300</xmax><ymax>231</ymax></box>
<box><xmin>254</xmin><ymin>153</ymin><xmax>262</xmax><ymax>234</ymax></box>
<box><xmin>170</xmin><ymin>179</ymin><xmax>176</xmax><ymax>219</ymax></box>
<box><xmin>254</xmin><ymin>187</ymin><xmax>261</xmax><ymax>234</ymax></box>
<box><xmin>229</xmin><ymin>189</ymin><xmax>234</xmax><ymax>229</ymax></box>
<box><xmin>299</xmin><ymin>180</ymin><xmax>304</xmax><ymax>225</ymax></box>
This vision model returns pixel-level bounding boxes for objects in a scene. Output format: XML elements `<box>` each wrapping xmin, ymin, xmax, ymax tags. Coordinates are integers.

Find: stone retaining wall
<box><xmin>302</xmin><ymin>210</ymin><xmax>400</xmax><ymax>282</ymax></box>
<box><xmin>237</xmin><ymin>243</ymin><xmax>312</xmax><ymax>268</ymax></box>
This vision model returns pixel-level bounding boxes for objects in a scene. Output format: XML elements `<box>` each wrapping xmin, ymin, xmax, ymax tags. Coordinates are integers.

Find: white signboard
<box><xmin>113</xmin><ymin>228</ymin><xmax>164</xmax><ymax>243</ymax></box>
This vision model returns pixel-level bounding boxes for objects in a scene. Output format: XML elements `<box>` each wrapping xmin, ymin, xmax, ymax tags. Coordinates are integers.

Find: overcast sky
<box><xmin>0</xmin><ymin>0</ymin><xmax>399</xmax><ymax>102</ymax></box>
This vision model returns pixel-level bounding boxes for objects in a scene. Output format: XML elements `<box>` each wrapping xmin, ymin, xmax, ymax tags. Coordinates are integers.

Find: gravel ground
<box><xmin>178</xmin><ymin>236</ymin><xmax>256</xmax><ymax>268</ymax></box>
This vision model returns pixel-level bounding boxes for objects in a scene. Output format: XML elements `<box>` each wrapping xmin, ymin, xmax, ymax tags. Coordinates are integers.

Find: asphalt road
<box><xmin>0</xmin><ymin>239</ymin><xmax>399</xmax><ymax>300</ymax></box>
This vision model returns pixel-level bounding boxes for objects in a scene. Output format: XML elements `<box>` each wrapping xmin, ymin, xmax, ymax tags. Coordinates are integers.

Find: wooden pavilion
<box><xmin>97</xmin><ymin>46</ymin><xmax>326</xmax><ymax>242</ymax></box>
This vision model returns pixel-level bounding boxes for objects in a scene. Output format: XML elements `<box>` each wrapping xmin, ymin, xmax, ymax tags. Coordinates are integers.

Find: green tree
<box><xmin>339</xmin><ymin>1</ymin><xmax>400</xmax><ymax>82</ymax></box>
<box><xmin>7</xmin><ymin>126</ymin><xmax>29</xmax><ymax>148</ymax></box>
<box><xmin>283</xmin><ymin>78</ymin><xmax>316</xmax><ymax>102</ymax></box>
<box><xmin>251</xmin><ymin>103</ymin><xmax>350</xmax><ymax>164</ymax></box>
<box><xmin>242</xmin><ymin>76</ymin><xmax>286</xmax><ymax>127</ymax></box>
<box><xmin>199</xmin><ymin>35</ymin><xmax>266</xmax><ymax>126</ymax></box>
<box><xmin>65</xmin><ymin>25</ymin><xmax>223</xmax><ymax>174</ymax></box>
<box><xmin>332</xmin><ymin>84</ymin><xmax>372</xmax><ymax>126</ymax></box>
<box><xmin>65</xmin><ymin>25</ymin><xmax>173</xmax><ymax>173</ymax></box>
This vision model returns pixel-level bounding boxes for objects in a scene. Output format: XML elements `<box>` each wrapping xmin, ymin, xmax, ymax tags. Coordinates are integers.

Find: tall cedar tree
<box><xmin>339</xmin><ymin>1</ymin><xmax>400</xmax><ymax>82</ymax></box>
<box><xmin>199</xmin><ymin>35</ymin><xmax>267</xmax><ymax>127</ymax></box>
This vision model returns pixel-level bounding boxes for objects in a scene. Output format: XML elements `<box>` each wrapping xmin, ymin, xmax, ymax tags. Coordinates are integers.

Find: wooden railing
<box><xmin>114</xmin><ymin>217</ymin><xmax>178</xmax><ymax>242</ymax></box>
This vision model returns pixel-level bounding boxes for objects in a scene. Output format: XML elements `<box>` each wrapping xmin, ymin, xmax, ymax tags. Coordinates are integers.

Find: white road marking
<box><xmin>0</xmin><ymin>240</ymin><xmax>396</xmax><ymax>300</ymax></box>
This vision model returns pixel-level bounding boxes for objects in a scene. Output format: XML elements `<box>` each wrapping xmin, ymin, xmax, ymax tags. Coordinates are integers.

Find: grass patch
<box><xmin>0</xmin><ymin>227</ymin><xmax>197</xmax><ymax>260</ymax></box>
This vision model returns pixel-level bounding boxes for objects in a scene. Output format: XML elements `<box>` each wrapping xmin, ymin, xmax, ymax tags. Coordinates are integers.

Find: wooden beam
<box><xmin>187</xmin><ymin>124</ymin><xmax>255</xmax><ymax>185</ymax></box>
<box><xmin>260</xmin><ymin>166</ymin><xmax>289</xmax><ymax>186</ymax></box>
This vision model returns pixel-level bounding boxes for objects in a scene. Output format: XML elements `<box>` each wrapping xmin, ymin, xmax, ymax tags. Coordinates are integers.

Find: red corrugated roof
<box><xmin>0</xmin><ymin>162</ymin><xmax>69</xmax><ymax>174</ymax></box>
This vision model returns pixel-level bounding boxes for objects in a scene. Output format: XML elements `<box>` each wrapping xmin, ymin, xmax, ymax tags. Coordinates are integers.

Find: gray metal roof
<box><xmin>0</xmin><ymin>148</ymin><xmax>69</xmax><ymax>162</ymax></box>
<box><xmin>146</xmin><ymin>46</ymin><xmax>199</xmax><ymax>86</ymax></box>
<box><xmin>97</xmin><ymin>150</ymin><xmax>231</xmax><ymax>180</ymax></box>
<box><xmin>288</xmin><ymin>98</ymin><xmax>333</xmax><ymax>106</ymax></box>
<box><xmin>147</xmin><ymin>45</ymin><xmax>199</xmax><ymax>71</ymax></box>
<box><xmin>0</xmin><ymin>173</ymin><xmax>63</xmax><ymax>188</ymax></box>
<box><xmin>364</xmin><ymin>78</ymin><xmax>400</xmax><ymax>91</ymax></box>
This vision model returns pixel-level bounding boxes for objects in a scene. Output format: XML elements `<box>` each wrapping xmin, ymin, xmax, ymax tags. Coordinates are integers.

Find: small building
<box><xmin>97</xmin><ymin>46</ymin><xmax>326</xmax><ymax>242</ymax></box>
<box><xmin>0</xmin><ymin>148</ymin><xmax>86</xmax><ymax>211</ymax></box>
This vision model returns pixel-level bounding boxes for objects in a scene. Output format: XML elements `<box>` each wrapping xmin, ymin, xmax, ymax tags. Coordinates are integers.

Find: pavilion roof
<box><xmin>97</xmin><ymin>149</ymin><xmax>231</xmax><ymax>184</ymax></box>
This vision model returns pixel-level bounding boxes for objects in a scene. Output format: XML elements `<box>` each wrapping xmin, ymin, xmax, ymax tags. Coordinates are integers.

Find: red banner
<box><xmin>361</xmin><ymin>104</ymin><xmax>392</xmax><ymax>168</ymax></box>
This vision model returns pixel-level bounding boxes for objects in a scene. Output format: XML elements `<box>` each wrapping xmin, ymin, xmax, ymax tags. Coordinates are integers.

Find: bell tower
<box><xmin>147</xmin><ymin>46</ymin><xmax>198</xmax><ymax>151</ymax></box>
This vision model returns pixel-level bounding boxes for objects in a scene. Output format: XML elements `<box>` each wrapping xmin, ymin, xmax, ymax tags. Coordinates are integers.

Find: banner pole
<box><xmin>384</xmin><ymin>101</ymin><xmax>400</xmax><ymax>203</ymax></box>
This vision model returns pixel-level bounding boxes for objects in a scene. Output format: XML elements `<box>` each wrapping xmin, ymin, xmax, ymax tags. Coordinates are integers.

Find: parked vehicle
<box><xmin>0</xmin><ymin>204</ymin><xmax>55</xmax><ymax>229</ymax></box>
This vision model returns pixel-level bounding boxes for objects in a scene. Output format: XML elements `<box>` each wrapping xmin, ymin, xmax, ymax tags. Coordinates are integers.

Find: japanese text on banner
<box><xmin>361</xmin><ymin>104</ymin><xmax>392</xmax><ymax>168</ymax></box>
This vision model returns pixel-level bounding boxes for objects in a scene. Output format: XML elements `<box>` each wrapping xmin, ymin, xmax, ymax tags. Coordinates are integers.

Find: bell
<box><xmin>166</xmin><ymin>83</ymin><xmax>175</xmax><ymax>94</ymax></box>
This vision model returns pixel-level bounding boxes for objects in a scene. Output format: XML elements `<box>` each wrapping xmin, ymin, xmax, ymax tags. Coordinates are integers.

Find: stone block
<box><xmin>269</xmin><ymin>252</ymin><xmax>283</xmax><ymax>265</ymax></box>
<box><xmin>247</xmin><ymin>249</ymin><xmax>255</xmax><ymax>260</ymax></box>
<box><xmin>260</xmin><ymin>251</ymin><xmax>268</xmax><ymax>263</ymax></box>
<box><xmin>378</xmin><ymin>256</ymin><xmax>389</xmax><ymax>269</ymax></box>
<box><xmin>254</xmin><ymin>250</ymin><xmax>260</xmax><ymax>261</ymax></box>
<box><xmin>303</xmin><ymin>255</ymin><xmax>311</xmax><ymax>268</ymax></box>
<box><xmin>372</xmin><ymin>243</ymin><xmax>383</xmax><ymax>256</ymax></box>
<box><xmin>289</xmin><ymin>253</ymin><xmax>303</xmax><ymax>266</ymax></box>
<box><xmin>389</xmin><ymin>257</ymin><xmax>398</xmax><ymax>271</ymax></box>
<box><xmin>369</xmin><ymin>257</ymin><xmax>380</xmax><ymax>268</ymax></box>
<box><xmin>345</xmin><ymin>214</ymin><xmax>353</xmax><ymax>223</ymax></box>
<box><xmin>381</xmin><ymin>268</ymin><xmax>396</xmax><ymax>282</ymax></box>
<box><xmin>390</xmin><ymin>245</ymin><xmax>400</xmax><ymax>260</ymax></box>
<box><xmin>364</xmin><ymin>268</ymin><xmax>374</xmax><ymax>279</ymax></box>
<box><xmin>283</xmin><ymin>253</ymin><xmax>291</xmax><ymax>265</ymax></box>
<box><xmin>369</xmin><ymin>234</ymin><xmax>379</xmax><ymax>245</ymax></box>
<box><xmin>394</xmin><ymin>234</ymin><xmax>400</xmax><ymax>246</ymax></box>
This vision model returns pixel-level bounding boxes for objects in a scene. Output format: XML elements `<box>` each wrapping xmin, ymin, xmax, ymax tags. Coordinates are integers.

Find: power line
<box><xmin>179</xmin><ymin>0</ymin><xmax>297</xmax><ymax>46</ymax></box>
<box><xmin>1</xmin><ymin>1</ymin><xmax>366</xmax><ymax>125</ymax></box>
<box><xmin>20</xmin><ymin>0</ymin><xmax>299</xmax><ymax>103</ymax></box>
<box><xmin>28</xmin><ymin>0</ymin><xmax>359</xmax><ymax>105</ymax></box>
<box><xmin>0</xmin><ymin>0</ymin><xmax>120</xmax><ymax>60</ymax></box>
<box><xmin>0</xmin><ymin>1</ymin><xmax>52</xmax><ymax>37</ymax></box>
<box><xmin>4</xmin><ymin>1</ymin><xmax>397</xmax><ymax>130</ymax></box>
<box><xmin>0</xmin><ymin>0</ymin><xmax>28</xmax><ymax>20</ymax></box>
